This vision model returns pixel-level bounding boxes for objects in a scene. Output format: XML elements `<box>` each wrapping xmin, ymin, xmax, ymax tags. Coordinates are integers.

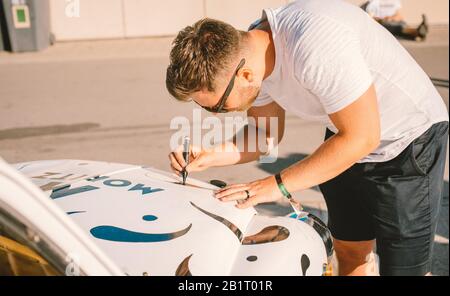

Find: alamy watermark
<box><xmin>65</xmin><ymin>0</ymin><xmax>80</xmax><ymax>18</ymax></box>
<box><xmin>169</xmin><ymin>109</ymin><xmax>279</xmax><ymax>163</ymax></box>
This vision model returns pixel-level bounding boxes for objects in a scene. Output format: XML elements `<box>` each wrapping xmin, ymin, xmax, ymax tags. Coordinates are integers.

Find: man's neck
<box><xmin>246</xmin><ymin>27</ymin><xmax>276</xmax><ymax>80</ymax></box>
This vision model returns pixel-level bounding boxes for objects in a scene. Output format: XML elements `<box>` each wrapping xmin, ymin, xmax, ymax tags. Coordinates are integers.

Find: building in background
<box><xmin>0</xmin><ymin>0</ymin><xmax>448</xmax><ymax>49</ymax></box>
<box><xmin>50</xmin><ymin>0</ymin><xmax>449</xmax><ymax>41</ymax></box>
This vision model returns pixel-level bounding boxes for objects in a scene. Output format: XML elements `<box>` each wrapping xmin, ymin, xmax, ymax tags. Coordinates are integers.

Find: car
<box><xmin>0</xmin><ymin>158</ymin><xmax>334</xmax><ymax>276</ymax></box>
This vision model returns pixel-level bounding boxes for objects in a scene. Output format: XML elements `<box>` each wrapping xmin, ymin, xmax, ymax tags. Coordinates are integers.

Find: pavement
<box><xmin>0</xmin><ymin>26</ymin><xmax>448</xmax><ymax>275</ymax></box>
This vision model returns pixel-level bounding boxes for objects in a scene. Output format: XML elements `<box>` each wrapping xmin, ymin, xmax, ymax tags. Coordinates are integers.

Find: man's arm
<box><xmin>205</xmin><ymin>101</ymin><xmax>285</xmax><ymax>166</ymax></box>
<box><xmin>281</xmin><ymin>84</ymin><xmax>380</xmax><ymax>193</ymax></box>
<box><xmin>214</xmin><ymin>85</ymin><xmax>380</xmax><ymax>208</ymax></box>
<box><xmin>169</xmin><ymin>101</ymin><xmax>285</xmax><ymax>174</ymax></box>
<box><xmin>234</xmin><ymin>101</ymin><xmax>285</xmax><ymax>163</ymax></box>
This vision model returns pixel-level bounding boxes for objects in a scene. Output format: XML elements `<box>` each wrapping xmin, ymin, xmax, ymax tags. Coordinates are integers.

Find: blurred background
<box><xmin>1</xmin><ymin>0</ymin><xmax>448</xmax><ymax>41</ymax></box>
<box><xmin>0</xmin><ymin>0</ymin><xmax>448</xmax><ymax>275</ymax></box>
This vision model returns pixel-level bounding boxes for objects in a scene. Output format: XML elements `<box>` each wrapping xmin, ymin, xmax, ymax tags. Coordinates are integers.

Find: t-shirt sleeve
<box><xmin>296</xmin><ymin>19</ymin><xmax>373</xmax><ymax>114</ymax></box>
<box><xmin>251</xmin><ymin>89</ymin><xmax>274</xmax><ymax>107</ymax></box>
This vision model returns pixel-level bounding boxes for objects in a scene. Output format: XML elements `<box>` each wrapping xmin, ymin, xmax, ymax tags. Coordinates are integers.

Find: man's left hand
<box><xmin>214</xmin><ymin>176</ymin><xmax>283</xmax><ymax>209</ymax></box>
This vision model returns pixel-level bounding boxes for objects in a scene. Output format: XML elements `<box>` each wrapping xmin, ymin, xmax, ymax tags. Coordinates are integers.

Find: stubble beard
<box><xmin>238</xmin><ymin>86</ymin><xmax>261</xmax><ymax>112</ymax></box>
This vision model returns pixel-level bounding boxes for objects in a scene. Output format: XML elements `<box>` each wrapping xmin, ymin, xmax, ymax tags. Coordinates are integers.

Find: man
<box><xmin>166</xmin><ymin>0</ymin><xmax>449</xmax><ymax>276</ymax></box>
<box><xmin>362</xmin><ymin>0</ymin><xmax>429</xmax><ymax>41</ymax></box>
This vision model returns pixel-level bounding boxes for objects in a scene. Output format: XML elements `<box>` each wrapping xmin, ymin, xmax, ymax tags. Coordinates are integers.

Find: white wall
<box><xmin>123</xmin><ymin>0</ymin><xmax>204</xmax><ymax>38</ymax></box>
<box><xmin>50</xmin><ymin>0</ymin><xmax>125</xmax><ymax>40</ymax></box>
<box><xmin>206</xmin><ymin>0</ymin><xmax>289</xmax><ymax>31</ymax></box>
<box><xmin>50</xmin><ymin>0</ymin><xmax>449</xmax><ymax>41</ymax></box>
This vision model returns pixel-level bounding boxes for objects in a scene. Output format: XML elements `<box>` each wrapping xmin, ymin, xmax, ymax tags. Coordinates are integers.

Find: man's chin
<box><xmin>238</xmin><ymin>92</ymin><xmax>260</xmax><ymax>112</ymax></box>
<box><xmin>238</xmin><ymin>102</ymin><xmax>254</xmax><ymax>112</ymax></box>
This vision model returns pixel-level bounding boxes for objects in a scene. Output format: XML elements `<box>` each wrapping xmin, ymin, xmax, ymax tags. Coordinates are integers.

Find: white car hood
<box><xmin>14</xmin><ymin>160</ymin><xmax>327</xmax><ymax>276</ymax></box>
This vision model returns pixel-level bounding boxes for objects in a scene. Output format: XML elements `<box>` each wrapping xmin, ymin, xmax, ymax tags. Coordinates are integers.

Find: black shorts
<box><xmin>319</xmin><ymin>121</ymin><xmax>449</xmax><ymax>276</ymax></box>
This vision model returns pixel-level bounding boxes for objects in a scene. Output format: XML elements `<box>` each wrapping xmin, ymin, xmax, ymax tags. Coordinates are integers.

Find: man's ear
<box><xmin>239</xmin><ymin>68</ymin><xmax>254</xmax><ymax>84</ymax></box>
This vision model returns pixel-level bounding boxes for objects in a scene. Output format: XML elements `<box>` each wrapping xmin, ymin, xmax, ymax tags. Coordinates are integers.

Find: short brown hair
<box><xmin>166</xmin><ymin>18</ymin><xmax>244</xmax><ymax>101</ymax></box>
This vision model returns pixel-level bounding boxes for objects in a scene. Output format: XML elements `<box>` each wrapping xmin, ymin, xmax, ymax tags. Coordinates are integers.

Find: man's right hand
<box><xmin>168</xmin><ymin>145</ymin><xmax>213</xmax><ymax>176</ymax></box>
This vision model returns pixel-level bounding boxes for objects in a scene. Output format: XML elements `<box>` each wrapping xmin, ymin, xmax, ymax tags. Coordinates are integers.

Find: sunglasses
<box><xmin>196</xmin><ymin>58</ymin><xmax>246</xmax><ymax>113</ymax></box>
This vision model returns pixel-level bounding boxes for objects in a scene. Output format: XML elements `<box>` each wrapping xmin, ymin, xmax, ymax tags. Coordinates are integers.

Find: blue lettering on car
<box><xmin>49</xmin><ymin>175</ymin><xmax>164</xmax><ymax>199</ymax></box>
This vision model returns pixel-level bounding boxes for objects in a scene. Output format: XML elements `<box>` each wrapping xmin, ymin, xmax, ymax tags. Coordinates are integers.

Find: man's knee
<box><xmin>334</xmin><ymin>239</ymin><xmax>374</xmax><ymax>260</ymax></box>
<box><xmin>334</xmin><ymin>239</ymin><xmax>375</xmax><ymax>275</ymax></box>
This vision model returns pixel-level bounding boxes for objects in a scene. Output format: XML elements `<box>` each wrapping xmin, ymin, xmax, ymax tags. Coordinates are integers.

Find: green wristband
<box><xmin>275</xmin><ymin>173</ymin><xmax>292</xmax><ymax>199</ymax></box>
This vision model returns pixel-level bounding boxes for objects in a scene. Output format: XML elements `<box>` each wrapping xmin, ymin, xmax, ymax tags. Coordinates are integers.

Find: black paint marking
<box><xmin>67</xmin><ymin>211</ymin><xmax>86</xmax><ymax>215</ymax></box>
<box><xmin>50</xmin><ymin>185</ymin><xmax>99</xmax><ymax>199</ymax></box>
<box><xmin>242</xmin><ymin>226</ymin><xmax>290</xmax><ymax>245</ymax></box>
<box><xmin>176</xmin><ymin>254</ymin><xmax>193</xmax><ymax>276</ymax></box>
<box><xmin>172</xmin><ymin>181</ymin><xmax>211</xmax><ymax>190</ymax></box>
<box><xmin>301</xmin><ymin>254</ymin><xmax>310</xmax><ymax>276</ymax></box>
<box><xmin>190</xmin><ymin>202</ymin><xmax>243</xmax><ymax>241</ymax></box>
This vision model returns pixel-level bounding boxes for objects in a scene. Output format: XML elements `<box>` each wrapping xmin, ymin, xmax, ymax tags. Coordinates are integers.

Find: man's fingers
<box><xmin>220</xmin><ymin>190</ymin><xmax>250</xmax><ymax>202</ymax></box>
<box><xmin>215</xmin><ymin>183</ymin><xmax>247</xmax><ymax>192</ymax></box>
<box><xmin>236</xmin><ymin>196</ymin><xmax>258</xmax><ymax>209</ymax></box>
<box><xmin>214</xmin><ymin>184</ymin><xmax>249</xmax><ymax>198</ymax></box>
<box><xmin>170</xmin><ymin>164</ymin><xmax>181</xmax><ymax>176</ymax></box>
<box><xmin>185</xmin><ymin>162</ymin><xmax>200</xmax><ymax>173</ymax></box>
<box><xmin>169</xmin><ymin>153</ymin><xmax>183</xmax><ymax>172</ymax></box>
<box><xmin>172</xmin><ymin>151</ymin><xmax>186</xmax><ymax>169</ymax></box>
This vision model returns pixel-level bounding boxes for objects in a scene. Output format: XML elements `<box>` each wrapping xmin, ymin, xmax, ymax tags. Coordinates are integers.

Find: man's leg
<box><xmin>368</xmin><ymin>122</ymin><xmax>448</xmax><ymax>275</ymax></box>
<box><xmin>379</xmin><ymin>20</ymin><xmax>405</xmax><ymax>36</ymax></box>
<box><xmin>319</xmin><ymin>128</ymin><xmax>377</xmax><ymax>276</ymax></box>
<box><xmin>334</xmin><ymin>239</ymin><xmax>375</xmax><ymax>276</ymax></box>
<box><xmin>379</xmin><ymin>15</ymin><xmax>428</xmax><ymax>41</ymax></box>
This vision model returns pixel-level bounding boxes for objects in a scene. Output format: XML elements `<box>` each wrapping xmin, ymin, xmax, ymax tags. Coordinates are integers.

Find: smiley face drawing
<box><xmin>16</xmin><ymin>160</ymin><xmax>331</xmax><ymax>276</ymax></box>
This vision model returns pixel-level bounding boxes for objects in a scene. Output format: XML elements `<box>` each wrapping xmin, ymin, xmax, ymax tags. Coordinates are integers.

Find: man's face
<box><xmin>192</xmin><ymin>73</ymin><xmax>262</xmax><ymax>114</ymax></box>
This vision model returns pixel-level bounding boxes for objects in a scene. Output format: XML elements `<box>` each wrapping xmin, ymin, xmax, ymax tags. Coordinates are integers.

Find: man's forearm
<box><xmin>206</xmin><ymin>124</ymin><xmax>269</xmax><ymax>167</ymax></box>
<box><xmin>281</xmin><ymin>133</ymin><xmax>378</xmax><ymax>193</ymax></box>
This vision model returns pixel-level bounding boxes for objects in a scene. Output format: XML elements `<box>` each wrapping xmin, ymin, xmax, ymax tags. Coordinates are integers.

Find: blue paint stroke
<box><xmin>66</xmin><ymin>211</ymin><xmax>86</xmax><ymax>215</ymax></box>
<box><xmin>142</xmin><ymin>215</ymin><xmax>158</xmax><ymax>221</ymax></box>
<box><xmin>129</xmin><ymin>183</ymin><xmax>164</xmax><ymax>195</ymax></box>
<box><xmin>90</xmin><ymin>224</ymin><xmax>192</xmax><ymax>243</ymax></box>
<box><xmin>289</xmin><ymin>213</ymin><xmax>308</xmax><ymax>221</ymax></box>
<box><xmin>103</xmin><ymin>179</ymin><xmax>131</xmax><ymax>187</ymax></box>
<box><xmin>87</xmin><ymin>175</ymin><xmax>109</xmax><ymax>182</ymax></box>
<box><xmin>50</xmin><ymin>185</ymin><xmax>99</xmax><ymax>199</ymax></box>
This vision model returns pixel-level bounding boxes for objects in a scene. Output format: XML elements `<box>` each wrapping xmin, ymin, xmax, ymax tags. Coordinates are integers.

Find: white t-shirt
<box><xmin>251</xmin><ymin>0</ymin><xmax>448</xmax><ymax>163</ymax></box>
<box><xmin>364</xmin><ymin>0</ymin><xmax>402</xmax><ymax>19</ymax></box>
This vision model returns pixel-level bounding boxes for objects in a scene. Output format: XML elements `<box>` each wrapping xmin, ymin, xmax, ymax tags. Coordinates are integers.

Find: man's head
<box><xmin>166</xmin><ymin>18</ymin><xmax>263</xmax><ymax>113</ymax></box>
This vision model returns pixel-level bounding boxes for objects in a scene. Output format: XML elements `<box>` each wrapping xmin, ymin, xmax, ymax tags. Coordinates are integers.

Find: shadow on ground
<box><xmin>257</xmin><ymin>153</ymin><xmax>320</xmax><ymax>192</ymax></box>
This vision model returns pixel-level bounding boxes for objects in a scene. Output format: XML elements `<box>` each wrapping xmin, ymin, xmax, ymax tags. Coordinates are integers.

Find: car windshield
<box><xmin>0</xmin><ymin>207</ymin><xmax>69</xmax><ymax>276</ymax></box>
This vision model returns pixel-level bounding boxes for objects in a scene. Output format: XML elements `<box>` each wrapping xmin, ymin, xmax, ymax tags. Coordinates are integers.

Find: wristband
<box><xmin>275</xmin><ymin>173</ymin><xmax>292</xmax><ymax>199</ymax></box>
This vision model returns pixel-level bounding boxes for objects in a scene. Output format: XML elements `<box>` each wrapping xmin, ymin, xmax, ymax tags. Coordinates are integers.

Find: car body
<box><xmin>0</xmin><ymin>158</ymin><xmax>333</xmax><ymax>276</ymax></box>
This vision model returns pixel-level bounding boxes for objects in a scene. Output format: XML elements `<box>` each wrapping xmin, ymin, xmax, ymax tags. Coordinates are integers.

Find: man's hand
<box><xmin>168</xmin><ymin>145</ymin><xmax>214</xmax><ymax>176</ymax></box>
<box><xmin>168</xmin><ymin>101</ymin><xmax>286</xmax><ymax>177</ymax></box>
<box><xmin>214</xmin><ymin>175</ymin><xmax>284</xmax><ymax>209</ymax></box>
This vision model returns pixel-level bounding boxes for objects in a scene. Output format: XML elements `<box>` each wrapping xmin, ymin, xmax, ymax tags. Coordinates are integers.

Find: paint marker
<box><xmin>182</xmin><ymin>137</ymin><xmax>190</xmax><ymax>185</ymax></box>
